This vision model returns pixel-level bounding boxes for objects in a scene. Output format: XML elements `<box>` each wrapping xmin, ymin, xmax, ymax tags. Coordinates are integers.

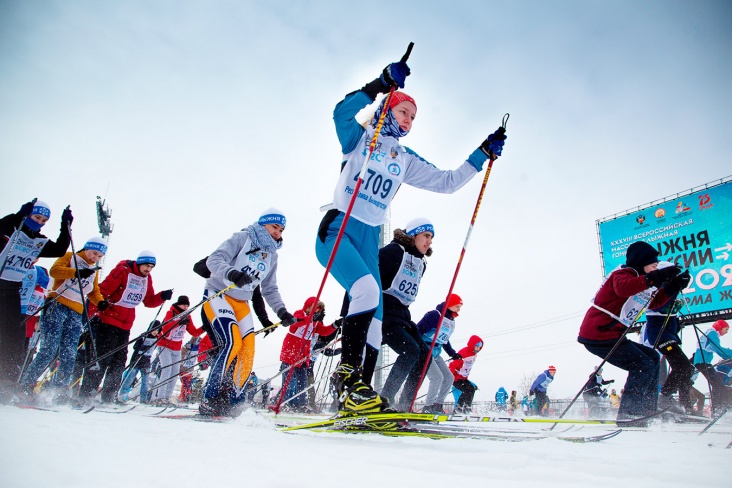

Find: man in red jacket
<box><xmin>79</xmin><ymin>251</ymin><xmax>172</xmax><ymax>404</ymax></box>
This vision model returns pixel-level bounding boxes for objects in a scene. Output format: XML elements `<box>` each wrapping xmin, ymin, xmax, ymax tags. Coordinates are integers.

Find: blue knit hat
<box><xmin>32</xmin><ymin>201</ymin><xmax>52</xmax><ymax>219</ymax></box>
<box><xmin>405</xmin><ymin>217</ymin><xmax>434</xmax><ymax>237</ymax></box>
<box><xmin>83</xmin><ymin>237</ymin><xmax>108</xmax><ymax>255</ymax></box>
<box><xmin>258</xmin><ymin>208</ymin><xmax>286</xmax><ymax>228</ymax></box>
<box><xmin>136</xmin><ymin>250</ymin><xmax>156</xmax><ymax>266</ymax></box>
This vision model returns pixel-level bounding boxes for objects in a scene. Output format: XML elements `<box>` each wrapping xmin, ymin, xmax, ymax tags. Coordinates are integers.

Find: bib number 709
<box><xmin>354</xmin><ymin>169</ymin><xmax>393</xmax><ymax>199</ymax></box>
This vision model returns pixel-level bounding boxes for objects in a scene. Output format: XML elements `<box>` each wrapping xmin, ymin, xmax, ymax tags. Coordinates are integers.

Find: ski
<box><xmin>15</xmin><ymin>403</ymin><xmax>96</xmax><ymax>414</ymax></box>
<box><xmin>152</xmin><ymin>412</ymin><xmax>232</xmax><ymax>423</ymax></box>
<box><xmin>284</xmin><ymin>421</ymin><xmax>622</xmax><ymax>443</ymax></box>
<box><xmin>278</xmin><ymin>412</ymin><xmax>447</xmax><ymax>432</ymax></box>
<box><xmin>92</xmin><ymin>405</ymin><xmax>137</xmax><ymax>414</ymax></box>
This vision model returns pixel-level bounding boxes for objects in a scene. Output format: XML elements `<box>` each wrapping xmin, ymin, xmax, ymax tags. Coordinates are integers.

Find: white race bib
<box><xmin>0</xmin><ymin>230</ymin><xmax>48</xmax><ymax>282</ymax></box>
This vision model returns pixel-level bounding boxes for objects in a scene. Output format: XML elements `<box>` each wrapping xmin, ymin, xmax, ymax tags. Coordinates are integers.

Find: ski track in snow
<box><xmin>1</xmin><ymin>405</ymin><xmax>730</xmax><ymax>488</ymax></box>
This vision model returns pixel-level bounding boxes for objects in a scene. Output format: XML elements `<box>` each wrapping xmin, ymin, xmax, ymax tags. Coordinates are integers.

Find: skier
<box><xmin>448</xmin><ymin>335</ymin><xmax>484</xmax><ymax>413</ymax></box>
<box><xmin>118</xmin><ymin>320</ymin><xmax>160</xmax><ymax>403</ymax></box>
<box><xmin>199</xmin><ymin>208</ymin><xmax>296</xmax><ymax>417</ymax></box>
<box><xmin>178</xmin><ymin>335</ymin><xmax>202</xmax><ymax>403</ymax></box>
<box><xmin>373</xmin><ymin>218</ymin><xmax>434</xmax><ymax>411</ymax></box>
<box><xmin>495</xmin><ymin>386</ymin><xmax>508</xmax><ymax>412</ymax></box>
<box><xmin>509</xmin><ymin>390</ymin><xmax>518</xmax><ymax>415</ymax></box>
<box><xmin>530</xmin><ymin>366</ymin><xmax>556</xmax><ymax>416</ymax></box>
<box><xmin>245</xmin><ymin>372</ymin><xmax>258</xmax><ymax>403</ymax></box>
<box><xmin>21</xmin><ymin>236</ymin><xmax>108</xmax><ymax>404</ymax></box>
<box><xmin>0</xmin><ymin>200</ymin><xmax>72</xmax><ymax>392</ymax></box>
<box><xmin>640</xmin><ymin>260</ymin><xmax>693</xmax><ymax>413</ymax></box>
<box><xmin>314</xmin><ymin>54</ymin><xmax>507</xmax><ymax>413</ymax></box>
<box><xmin>149</xmin><ymin>296</ymin><xmax>203</xmax><ymax>405</ymax></box>
<box><xmin>19</xmin><ymin>261</ymin><xmax>50</xmax><ymax>352</ymax></box>
<box><xmin>692</xmin><ymin>319</ymin><xmax>732</xmax><ymax>417</ymax></box>
<box><xmin>278</xmin><ymin>297</ymin><xmax>335</xmax><ymax>412</ymax></box>
<box><xmin>582</xmin><ymin>366</ymin><xmax>614</xmax><ymax>411</ymax></box>
<box><xmin>577</xmin><ymin>240</ymin><xmax>680</xmax><ymax>422</ymax></box>
<box><xmin>78</xmin><ymin>250</ymin><xmax>172</xmax><ymax>404</ymax></box>
<box><xmin>417</xmin><ymin>294</ymin><xmax>464</xmax><ymax>413</ymax></box>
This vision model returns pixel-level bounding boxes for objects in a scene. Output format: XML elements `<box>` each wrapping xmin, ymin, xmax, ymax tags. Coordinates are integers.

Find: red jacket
<box><xmin>88</xmin><ymin>260</ymin><xmax>165</xmax><ymax>331</ymax></box>
<box><xmin>198</xmin><ymin>334</ymin><xmax>213</xmax><ymax>365</ymax></box>
<box><xmin>449</xmin><ymin>335</ymin><xmax>483</xmax><ymax>381</ymax></box>
<box><xmin>279</xmin><ymin>298</ymin><xmax>336</xmax><ymax>366</ymax></box>
<box><xmin>578</xmin><ymin>266</ymin><xmax>671</xmax><ymax>342</ymax></box>
<box><xmin>157</xmin><ymin>304</ymin><xmax>203</xmax><ymax>351</ymax></box>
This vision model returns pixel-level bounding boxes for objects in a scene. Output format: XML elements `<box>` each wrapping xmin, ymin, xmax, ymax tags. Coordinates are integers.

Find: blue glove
<box><xmin>62</xmin><ymin>207</ymin><xmax>74</xmax><ymax>225</ymax></box>
<box><xmin>19</xmin><ymin>200</ymin><xmax>36</xmax><ymax>216</ymax></box>
<box><xmin>480</xmin><ymin>127</ymin><xmax>507</xmax><ymax>159</ymax></box>
<box><xmin>380</xmin><ymin>61</ymin><xmax>410</xmax><ymax>89</ymax></box>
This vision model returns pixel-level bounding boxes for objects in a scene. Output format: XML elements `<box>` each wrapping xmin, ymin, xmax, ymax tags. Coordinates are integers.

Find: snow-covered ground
<box><xmin>1</xmin><ymin>404</ymin><xmax>730</xmax><ymax>488</ymax></box>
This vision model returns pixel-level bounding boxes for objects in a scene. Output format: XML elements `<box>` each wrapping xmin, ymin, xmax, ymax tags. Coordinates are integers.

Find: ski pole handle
<box><xmin>401</xmin><ymin>42</ymin><xmax>414</xmax><ymax>63</ymax></box>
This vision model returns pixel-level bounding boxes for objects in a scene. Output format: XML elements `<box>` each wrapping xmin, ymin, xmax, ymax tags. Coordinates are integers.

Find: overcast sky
<box><xmin>1</xmin><ymin>0</ymin><xmax>731</xmax><ymax>399</ymax></box>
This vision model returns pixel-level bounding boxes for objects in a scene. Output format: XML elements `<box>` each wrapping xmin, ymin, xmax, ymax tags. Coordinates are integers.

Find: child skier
<box><xmin>693</xmin><ymin>320</ymin><xmax>732</xmax><ymax>417</ymax></box>
<box><xmin>578</xmin><ymin>240</ymin><xmax>680</xmax><ymax>422</ymax></box>
<box><xmin>150</xmin><ymin>296</ymin><xmax>203</xmax><ymax>405</ymax></box>
<box><xmin>641</xmin><ymin>261</ymin><xmax>693</xmax><ymax>413</ymax></box>
<box><xmin>314</xmin><ymin>53</ymin><xmax>507</xmax><ymax>413</ymax></box>
<box><xmin>199</xmin><ymin>209</ymin><xmax>296</xmax><ymax>417</ymax></box>
<box><xmin>530</xmin><ymin>366</ymin><xmax>556</xmax><ymax>416</ymax></box>
<box><xmin>373</xmin><ymin>218</ymin><xmax>434</xmax><ymax>411</ymax></box>
<box><xmin>417</xmin><ymin>294</ymin><xmax>464</xmax><ymax>413</ymax></box>
<box><xmin>449</xmin><ymin>335</ymin><xmax>484</xmax><ymax>413</ymax></box>
<box><xmin>21</xmin><ymin>236</ymin><xmax>108</xmax><ymax>404</ymax></box>
<box><xmin>278</xmin><ymin>297</ymin><xmax>335</xmax><ymax>411</ymax></box>
<box><xmin>0</xmin><ymin>200</ymin><xmax>72</xmax><ymax>391</ymax></box>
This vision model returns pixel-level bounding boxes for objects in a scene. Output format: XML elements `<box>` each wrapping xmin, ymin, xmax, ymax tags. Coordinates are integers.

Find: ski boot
<box><xmin>334</xmin><ymin>364</ymin><xmax>384</xmax><ymax>415</ymax></box>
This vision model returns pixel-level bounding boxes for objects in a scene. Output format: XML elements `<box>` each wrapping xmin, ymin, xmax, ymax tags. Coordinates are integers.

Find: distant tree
<box><xmin>520</xmin><ymin>372</ymin><xmax>539</xmax><ymax>397</ymax></box>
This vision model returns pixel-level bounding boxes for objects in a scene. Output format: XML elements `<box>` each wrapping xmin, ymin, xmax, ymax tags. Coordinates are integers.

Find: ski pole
<box><xmin>549</xmin><ymin>289</ymin><xmax>660</xmax><ymax>429</ymax></box>
<box><xmin>280</xmin><ymin>43</ymin><xmax>414</xmax><ymax>414</ymax></box>
<box><xmin>408</xmin><ymin>113</ymin><xmax>509</xmax><ymax>413</ymax></box>
<box><xmin>67</xmin><ymin>217</ymin><xmax>102</xmax><ymax>371</ymax></box>
<box><xmin>651</xmin><ymin>306</ymin><xmax>676</xmax><ymax>349</ymax></box>
<box><xmin>82</xmin><ymin>284</ymin><xmax>235</xmax><ymax>370</ymax></box>
<box><xmin>0</xmin><ymin>198</ymin><xmax>35</xmax><ymax>278</ymax></box>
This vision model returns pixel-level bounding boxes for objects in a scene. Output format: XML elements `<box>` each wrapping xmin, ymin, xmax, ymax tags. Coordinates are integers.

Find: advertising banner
<box><xmin>597</xmin><ymin>178</ymin><xmax>732</xmax><ymax>316</ymax></box>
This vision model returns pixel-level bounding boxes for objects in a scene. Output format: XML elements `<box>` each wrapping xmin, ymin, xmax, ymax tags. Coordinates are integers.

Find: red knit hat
<box><xmin>446</xmin><ymin>294</ymin><xmax>463</xmax><ymax>308</ymax></box>
<box><xmin>548</xmin><ymin>365</ymin><xmax>557</xmax><ymax>373</ymax></box>
<box><xmin>712</xmin><ymin>319</ymin><xmax>729</xmax><ymax>333</ymax></box>
<box><xmin>388</xmin><ymin>91</ymin><xmax>417</xmax><ymax>110</ymax></box>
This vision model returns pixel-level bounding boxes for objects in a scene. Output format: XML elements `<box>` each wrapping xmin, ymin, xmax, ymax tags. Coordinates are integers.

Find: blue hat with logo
<box><xmin>136</xmin><ymin>250</ymin><xmax>156</xmax><ymax>266</ymax></box>
<box><xmin>32</xmin><ymin>201</ymin><xmax>52</xmax><ymax>219</ymax></box>
<box><xmin>258</xmin><ymin>208</ymin><xmax>286</xmax><ymax>228</ymax></box>
<box><xmin>83</xmin><ymin>237</ymin><xmax>108</xmax><ymax>255</ymax></box>
<box><xmin>405</xmin><ymin>217</ymin><xmax>434</xmax><ymax>237</ymax></box>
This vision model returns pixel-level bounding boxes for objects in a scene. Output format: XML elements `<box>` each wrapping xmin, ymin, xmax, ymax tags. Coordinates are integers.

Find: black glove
<box><xmin>19</xmin><ymin>200</ymin><xmax>36</xmax><ymax>216</ymax></box>
<box><xmin>451</xmin><ymin>353</ymin><xmax>463</xmax><ymax>361</ymax></box>
<box><xmin>227</xmin><ymin>269</ymin><xmax>253</xmax><ymax>288</ymax></box>
<box><xmin>529</xmin><ymin>390</ymin><xmax>535</xmax><ymax>396</ymax></box>
<box><xmin>646</xmin><ymin>265</ymin><xmax>681</xmax><ymax>287</ymax></box>
<box><xmin>160</xmin><ymin>289</ymin><xmax>174</xmax><ymax>301</ymax></box>
<box><xmin>479</xmin><ymin>127</ymin><xmax>507</xmax><ymax>160</ymax></box>
<box><xmin>96</xmin><ymin>300</ymin><xmax>109</xmax><ymax>311</ymax></box>
<box><xmin>380</xmin><ymin>61</ymin><xmax>410</xmax><ymax>89</ymax></box>
<box><xmin>62</xmin><ymin>207</ymin><xmax>74</xmax><ymax>225</ymax></box>
<box><xmin>333</xmin><ymin>318</ymin><xmax>343</xmax><ymax>330</ymax></box>
<box><xmin>77</xmin><ymin>268</ymin><xmax>96</xmax><ymax>279</ymax></box>
<box><xmin>662</xmin><ymin>270</ymin><xmax>691</xmax><ymax>295</ymax></box>
<box><xmin>277</xmin><ymin>308</ymin><xmax>297</xmax><ymax>327</ymax></box>
<box><xmin>313</xmin><ymin>310</ymin><xmax>325</xmax><ymax>322</ymax></box>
